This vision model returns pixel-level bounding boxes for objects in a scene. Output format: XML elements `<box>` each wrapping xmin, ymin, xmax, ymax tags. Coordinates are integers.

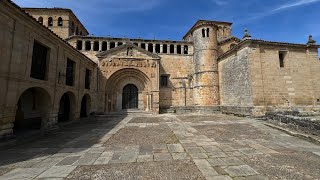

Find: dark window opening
<box><xmin>133</xmin><ymin>42</ymin><xmax>138</xmax><ymax>46</ymax></box>
<box><xmin>279</xmin><ymin>51</ymin><xmax>286</xmax><ymax>68</ymax></box>
<box><xmin>76</xmin><ymin>27</ymin><xmax>79</xmax><ymax>35</ymax></box>
<box><xmin>207</xmin><ymin>28</ymin><xmax>210</xmax><ymax>37</ymax></box>
<box><xmin>93</xmin><ymin>41</ymin><xmax>99</xmax><ymax>51</ymax></box>
<box><xmin>177</xmin><ymin>45</ymin><xmax>182</xmax><ymax>54</ymax></box>
<box><xmin>58</xmin><ymin>17</ymin><xmax>63</xmax><ymax>26</ymax></box>
<box><xmin>38</xmin><ymin>17</ymin><xmax>43</xmax><ymax>24</ymax></box>
<box><xmin>163</xmin><ymin>44</ymin><xmax>168</xmax><ymax>53</ymax></box>
<box><xmin>155</xmin><ymin>44</ymin><xmax>160</xmax><ymax>53</ymax></box>
<box><xmin>85</xmin><ymin>41</ymin><xmax>91</xmax><ymax>51</ymax></box>
<box><xmin>80</xmin><ymin>31</ymin><xmax>82</xmax><ymax>35</ymax></box>
<box><xmin>76</xmin><ymin>40</ymin><xmax>83</xmax><ymax>50</ymax></box>
<box><xmin>118</xmin><ymin>42</ymin><xmax>123</xmax><ymax>46</ymax></box>
<box><xmin>170</xmin><ymin>44</ymin><xmax>174</xmax><ymax>54</ymax></box>
<box><xmin>66</xmin><ymin>59</ymin><xmax>75</xmax><ymax>86</ymax></box>
<box><xmin>48</xmin><ymin>17</ymin><xmax>53</xmax><ymax>27</ymax></box>
<box><xmin>148</xmin><ymin>43</ymin><xmax>153</xmax><ymax>52</ymax></box>
<box><xmin>230</xmin><ymin>43</ymin><xmax>236</xmax><ymax>49</ymax></box>
<box><xmin>30</xmin><ymin>41</ymin><xmax>48</xmax><ymax>80</ymax></box>
<box><xmin>141</xmin><ymin>43</ymin><xmax>146</xmax><ymax>49</ymax></box>
<box><xmin>184</xmin><ymin>45</ymin><xmax>188</xmax><ymax>54</ymax></box>
<box><xmin>110</xmin><ymin>42</ymin><xmax>115</xmax><ymax>49</ymax></box>
<box><xmin>102</xmin><ymin>41</ymin><xmax>107</xmax><ymax>51</ymax></box>
<box><xmin>202</xmin><ymin>28</ymin><xmax>205</xmax><ymax>37</ymax></box>
<box><xmin>71</xmin><ymin>22</ymin><xmax>75</xmax><ymax>34</ymax></box>
<box><xmin>85</xmin><ymin>69</ymin><xmax>91</xmax><ymax>89</ymax></box>
<box><xmin>160</xmin><ymin>75</ymin><xmax>169</xmax><ymax>87</ymax></box>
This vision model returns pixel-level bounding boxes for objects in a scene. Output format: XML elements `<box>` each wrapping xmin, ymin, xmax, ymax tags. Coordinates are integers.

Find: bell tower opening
<box><xmin>122</xmin><ymin>84</ymin><xmax>139</xmax><ymax>109</ymax></box>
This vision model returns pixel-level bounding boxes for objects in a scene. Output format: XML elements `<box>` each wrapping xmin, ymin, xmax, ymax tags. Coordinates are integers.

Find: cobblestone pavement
<box><xmin>0</xmin><ymin>113</ymin><xmax>320</xmax><ymax>179</ymax></box>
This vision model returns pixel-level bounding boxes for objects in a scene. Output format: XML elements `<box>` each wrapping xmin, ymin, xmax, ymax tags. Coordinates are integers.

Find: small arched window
<box><xmin>148</xmin><ymin>43</ymin><xmax>153</xmax><ymax>52</ymax></box>
<box><xmin>48</xmin><ymin>17</ymin><xmax>53</xmax><ymax>27</ymax></box>
<box><xmin>207</xmin><ymin>28</ymin><xmax>210</xmax><ymax>37</ymax></box>
<box><xmin>76</xmin><ymin>40</ymin><xmax>83</xmax><ymax>50</ymax></box>
<box><xmin>102</xmin><ymin>41</ymin><xmax>107</xmax><ymax>51</ymax></box>
<box><xmin>184</xmin><ymin>45</ymin><xmax>188</xmax><ymax>54</ymax></box>
<box><xmin>58</xmin><ymin>17</ymin><xmax>63</xmax><ymax>26</ymax></box>
<box><xmin>38</xmin><ymin>17</ymin><xmax>43</xmax><ymax>24</ymax></box>
<box><xmin>202</xmin><ymin>29</ymin><xmax>205</xmax><ymax>37</ymax></box>
<box><xmin>118</xmin><ymin>42</ymin><xmax>123</xmax><ymax>46</ymax></box>
<box><xmin>110</xmin><ymin>42</ymin><xmax>115</xmax><ymax>49</ymax></box>
<box><xmin>163</xmin><ymin>44</ymin><xmax>168</xmax><ymax>53</ymax></box>
<box><xmin>177</xmin><ymin>45</ymin><xmax>181</xmax><ymax>54</ymax></box>
<box><xmin>170</xmin><ymin>44</ymin><xmax>174</xmax><ymax>54</ymax></box>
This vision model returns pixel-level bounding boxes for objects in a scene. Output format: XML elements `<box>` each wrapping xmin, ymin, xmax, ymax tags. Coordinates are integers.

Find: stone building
<box><xmin>1</xmin><ymin>0</ymin><xmax>320</xmax><ymax>138</ymax></box>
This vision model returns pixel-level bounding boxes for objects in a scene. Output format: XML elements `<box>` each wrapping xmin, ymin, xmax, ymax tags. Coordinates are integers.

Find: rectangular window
<box><xmin>279</xmin><ymin>51</ymin><xmax>286</xmax><ymax>68</ymax></box>
<box><xmin>85</xmin><ymin>69</ymin><xmax>91</xmax><ymax>89</ymax></box>
<box><xmin>30</xmin><ymin>41</ymin><xmax>48</xmax><ymax>80</ymax></box>
<box><xmin>66</xmin><ymin>59</ymin><xmax>75</xmax><ymax>86</ymax></box>
<box><xmin>160</xmin><ymin>75</ymin><xmax>169</xmax><ymax>87</ymax></box>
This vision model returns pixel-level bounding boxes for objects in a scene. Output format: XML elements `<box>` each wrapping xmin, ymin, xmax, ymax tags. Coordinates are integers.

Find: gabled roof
<box><xmin>218</xmin><ymin>39</ymin><xmax>320</xmax><ymax>61</ymax></box>
<box><xmin>96</xmin><ymin>42</ymin><xmax>161</xmax><ymax>60</ymax></box>
<box><xmin>183</xmin><ymin>20</ymin><xmax>232</xmax><ymax>40</ymax></box>
<box><xmin>218</xmin><ymin>36</ymin><xmax>241</xmax><ymax>45</ymax></box>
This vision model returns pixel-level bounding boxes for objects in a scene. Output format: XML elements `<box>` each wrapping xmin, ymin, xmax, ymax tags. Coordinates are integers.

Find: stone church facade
<box><xmin>1</xmin><ymin>0</ymin><xmax>320</xmax><ymax>138</ymax></box>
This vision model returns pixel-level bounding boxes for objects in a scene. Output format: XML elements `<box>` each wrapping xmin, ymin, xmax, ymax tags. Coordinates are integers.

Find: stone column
<box><xmin>99</xmin><ymin>41</ymin><xmax>102</xmax><ymax>51</ymax></box>
<box><xmin>174</xmin><ymin>45</ymin><xmax>177</xmax><ymax>54</ymax></box>
<box><xmin>146</xmin><ymin>92</ymin><xmax>150</xmax><ymax>111</ymax></box>
<box><xmin>107</xmin><ymin>41</ymin><xmax>110</xmax><ymax>50</ymax></box>
<box><xmin>153</xmin><ymin>44</ymin><xmax>156</xmax><ymax>53</ymax></box>
<box><xmin>90</xmin><ymin>41</ymin><xmax>94</xmax><ymax>51</ymax></box>
<box><xmin>181</xmin><ymin>45</ymin><xmax>184</xmax><ymax>54</ymax></box>
<box><xmin>82</xmin><ymin>41</ymin><xmax>85</xmax><ymax>51</ymax></box>
<box><xmin>138</xmin><ymin>43</ymin><xmax>141</xmax><ymax>48</ymax></box>
<box><xmin>160</xmin><ymin>44</ymin><xmax>163</xmax><ymax>53</ymax></box>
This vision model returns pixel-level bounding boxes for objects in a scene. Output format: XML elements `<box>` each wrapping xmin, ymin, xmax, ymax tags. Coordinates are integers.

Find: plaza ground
<box><xmin>0</xmin><ymin>113</ymin><xmax>320</xmax><ymax>179</ymax></box>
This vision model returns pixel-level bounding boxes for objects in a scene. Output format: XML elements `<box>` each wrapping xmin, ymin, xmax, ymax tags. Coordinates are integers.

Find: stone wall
<box><xmin>0</xmin><ymin>1</ymin><xmax>98</xmax><ymax>138</ymax></box>
<box><xmin>249</xmin><ymin>43</ymin><xmax>320</xmax><ymax>112</ymax></box>
<box><xmin>219</xmin><ymin>47</ymin><xmax>253</xmax><ymax>108</ymax></box>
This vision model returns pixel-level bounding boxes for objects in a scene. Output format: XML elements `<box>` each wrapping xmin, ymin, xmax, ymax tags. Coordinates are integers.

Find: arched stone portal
<box><xmin>105</xmin><ymin>68</ymin><xmax>156</xmax><ymax>112</ymax></box>
<box><xmin>14</xmin><ymin>87</ymin><xmax>51</xmax><ymax>134</ymax></box>
<box><xmin>58</xmin><ymin>92</ymin><xmax>76</xmax><ymax>122</ymax></box>
<box><xmin>81</xmin><ymin>94</ymin><xmax>91</xmax><ymax>117</ymax></box>
<box><xmin>122</xmin><ymin>84</ymin><xmax>138</xmax><ymax>109</ymax></box>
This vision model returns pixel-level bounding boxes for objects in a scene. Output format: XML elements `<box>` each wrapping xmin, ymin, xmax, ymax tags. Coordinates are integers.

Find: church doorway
<box><xmin>80</xmin><ymin>94</ymin><xmax>91</xmax><ymax>117</ymax></box>
<box><xmin>58</xmin><ymin>93</ymin><xmax>71</xmax><ymax>122</ymax></box>
<box><xmin>122</xmin><ymin>84</ymin><xmax>138</xmax><ymax>109</ymax></box>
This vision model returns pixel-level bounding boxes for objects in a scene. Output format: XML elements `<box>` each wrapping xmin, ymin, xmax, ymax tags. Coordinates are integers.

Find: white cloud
<box><xmin>272</xmin><ymin>0</ymin><xmax>320</xmax><ymax>12</ymax></box>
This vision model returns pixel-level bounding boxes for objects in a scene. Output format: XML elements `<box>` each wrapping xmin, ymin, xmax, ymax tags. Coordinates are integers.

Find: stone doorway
<box><xmin>122</xmin><ymin>84</ymin><xmax>138</xmax><ymax>109</ymax></box>
<box><xmin>58</xmin><ymin>93</ymin><xmax>71</xmax><ymax>122</ymax></box>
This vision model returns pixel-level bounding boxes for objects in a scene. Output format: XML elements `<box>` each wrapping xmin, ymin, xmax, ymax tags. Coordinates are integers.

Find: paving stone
<box><xmin>189</xmin><ymin>153</ymin><xmax>209</xmax><ymax>159</ymax></box>
<box><xmin>139</xmin><ymin>145</ymin><xmax>153</xmax><ymax>155</ymax></box>
<box><xmin>32</xmin><ymin>157</ymin><xmax>65</xmax><ymax>168</ymax></box>
<box><xmin>153</xmin><ymin>153</ymin><xmax>172</xmax><ymax>161</ymax></box>
<box><xmin>248</xmin><ymin>144</ymin><xmax>278</xmax><ymax>154</ymax></box>
<box><xmin>56</xmin><ymin>156</ymin><xmax>80</xmax><ymax>166</ymax></box>
<box><xmin>88</xmin><ymin>147</ymin><xmax>106</xmax><ymax>154</ymax></box>
<box><xmin>73</xmin><ymin>153</ymin><xmax>101</xmax><ymax>165</ymax></box>
<box><xmin>238</xmin><ymin>148</ymin><xmax>263</xmax><ymax>155</ymax></box>
<box><xmin>171</xmin><ymin>153</ymin><xmax>190</xmax><ymax>160</ymax></box>
<box><xmin>137</xmin><ymin>155</ymin><xmax>154</xmax><ymax>162</ymax></box>
<box><xmin>224</xmin><ymin>165</ymin><xmax>259</xmax><ymax>177</ymax></box>
<box><xmin>225</xmin><ymin>151</ymin><xmax>244</xmax><ymax>157</ymax></box>
<box><xmin>206</xmin><ymin>175</ymin><xmax>233</xmax><ymax>180</ymax></box>
<box><xmin>185</xmin><ymin>146</ymin><xmax>206</xmax><ymax>153</ymax></box>
<box><xmin>207</xmin><ymin>158</ymin><xmax>227</xmax><ymax>167</ymax></box>
<box><xmin>193</xmin><ymin>159</ymin><xmax>219</xmax><ymax>177</ymax></box>
<box><xmin>213</xmin><ymin>166</ymin><xmax>228</xmax><ymax>175</ymax></box>
<box><xmin>181</xmin><ymin>142</ymin><xmax>198</xmax><ymax>147</ymax></box>
<box><xmin>152</xmin><ymin>144</ymin><xmax>168</xmax><ymax>153</ymax></box>
<box><xmin>220</xmin><ymin>157</ymin><xmax>245</xmax><ymax>166</ymax></box>
<box><xmin>202</xmin><ymin>145</ymin><xmax>221</xmax><ymax>152</ymax></box>
<box><xmin>37</xmin><ymin>166</ymin><xmax>76</xmax><ymax>178</ymax></box>
<box><xmin>217</xmin><ymin>145</ymin><xmax>236</xmax><ymax>152</ymax></box>
<box><xmin>167</xmin><ymin>144</ymin><xmax>185</xmax><ymax>153</ymax></box>
<box><xmin>313</xmin><ymin>152</ymin><xmax>320</xmax><ymax>157</ymax></box>
<box><xmin>0</xmin><ymin>168</ymin><xmax>47</xmax><ymax>180</ymax></box>
<box><xmin>207</xmin><ymin>151</ymin><xmax>228</xmax><ymax>158</ymax></box>
<box><xmin>93</xmin><ymin>152</ymin><xmax>114</xmax><ymax>165</ymax></box>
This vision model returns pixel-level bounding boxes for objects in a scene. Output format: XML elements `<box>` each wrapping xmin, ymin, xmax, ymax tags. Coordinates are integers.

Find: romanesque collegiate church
<box><xmin>1</xmin><ymin>0</ymin><xmax>320</xmax><ymax>138</ymax></box>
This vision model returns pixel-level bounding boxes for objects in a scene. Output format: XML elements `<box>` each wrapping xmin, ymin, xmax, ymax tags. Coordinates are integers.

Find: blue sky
<box><xmin>12</xmin><ymin>0</ymin><xmax>320</xmax><ymax>43</ymax></box>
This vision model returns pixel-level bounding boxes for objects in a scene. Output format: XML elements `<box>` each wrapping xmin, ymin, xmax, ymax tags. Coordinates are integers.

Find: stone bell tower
<box><xmin>184</xmin><ymin>20</ymin><xmax>220</xmax><ymax>106</ymax></box>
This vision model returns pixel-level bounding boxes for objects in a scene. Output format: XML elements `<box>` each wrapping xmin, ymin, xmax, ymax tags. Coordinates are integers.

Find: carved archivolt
<box><xmin>101</xmin><ymin>59</ymin><xmax>157</xmax><ymax>68</ymax></box>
